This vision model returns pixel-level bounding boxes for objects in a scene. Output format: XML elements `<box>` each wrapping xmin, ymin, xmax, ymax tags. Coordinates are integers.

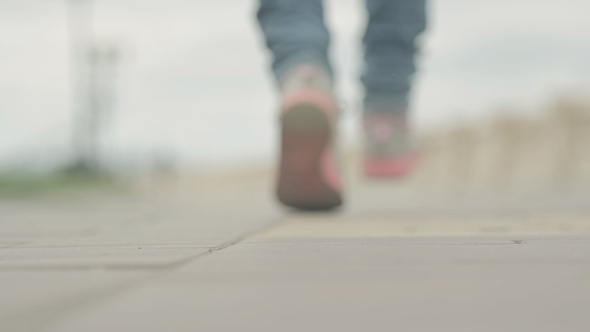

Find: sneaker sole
<box><xmin>277</xmin><ymin>103</ymin><xmax>343</xmax><ymax>210</ymax></box>
<box><xmin>364</xmin><ymin>152</ymin><xmax>421</xmax><ymax>178</ymax></box>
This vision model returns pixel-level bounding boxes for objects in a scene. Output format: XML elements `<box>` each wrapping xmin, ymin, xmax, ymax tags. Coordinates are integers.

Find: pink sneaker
<box><xmin>363</xmin><ymin>113</ymin><xmax>420</xmax><ymax>178</ymax></box>
<box><xmin>276</xmin><ymin>65</ymin><xmax>343</xmax><ymax>210</ymax></box>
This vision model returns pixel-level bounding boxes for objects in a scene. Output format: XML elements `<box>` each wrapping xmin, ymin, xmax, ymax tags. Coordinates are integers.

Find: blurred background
<box><xmin>1</xmin><ymin>0</ymin><xmax>589</xmax><ymax>192</ymax></box>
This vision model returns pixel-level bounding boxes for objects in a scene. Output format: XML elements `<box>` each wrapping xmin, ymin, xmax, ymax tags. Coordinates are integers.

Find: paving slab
<box><xmin>45</xmin><ymin>237</ymin><xmax>590</xmax><ymax>332</ymax></box>
<box><xmin>43</xmin><ymin>280</ymin><xmax>588</xmax><ymax>331</ymax></box>
<box><xmin>0</xmin><ymin>180</ymin><xmax>280</xmax><ymax>249</ymax></box>
<box><xmin>0</xmin><ymin>270</ymin><xmax>147</xmax><ymax>332</ymax></box>
<box><xmin>43</xmin><ymin>208</ymin><xmax>590</xmax><ymax>332</ymax></box>
<box><xmin>0</xmin><ymin>245</ymin><xmax>211</xmax><ymax>270</ymax></box>
<box><xmin>256</xmin><ymin>214</ymin><xmax>590</xmax><ymax>238</ymax></box>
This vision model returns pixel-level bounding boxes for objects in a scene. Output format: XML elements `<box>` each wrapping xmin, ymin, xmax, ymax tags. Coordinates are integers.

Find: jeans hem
<box><xmin>274</xmin><ymin>53</ymin><xmax>332</xmax><ymax>84</ymax></box>
<box><xmin>364</xmin><ymin>93</ymin><xmax>410</xmax><ymax>114</ymax></box>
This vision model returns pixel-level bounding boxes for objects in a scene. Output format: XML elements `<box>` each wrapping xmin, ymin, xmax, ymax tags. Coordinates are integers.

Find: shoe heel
<box><xmin>277</xmin><ymin>104</ymin><xmax>342</xmax><ymax>210</ymax></box>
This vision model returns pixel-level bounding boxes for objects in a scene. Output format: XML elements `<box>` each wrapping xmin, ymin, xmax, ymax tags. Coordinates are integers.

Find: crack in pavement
<box><xmin>0</xmin><ymin>217</ymin><xmax>284</xmax><ymax>331</ymax></box>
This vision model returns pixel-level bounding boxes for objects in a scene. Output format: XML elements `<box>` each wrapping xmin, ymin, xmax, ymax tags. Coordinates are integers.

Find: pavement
<box><xmin>1</xmin><ymin>171</ymin><xmax>590</xmax><ymax>332</ymax></box>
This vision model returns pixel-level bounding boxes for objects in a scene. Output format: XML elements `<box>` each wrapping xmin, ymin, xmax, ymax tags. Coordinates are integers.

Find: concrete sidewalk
<box><xmin>1</xmin><ymin>174</ymin><xmax>589</xmax><ymax>332</ymax></box>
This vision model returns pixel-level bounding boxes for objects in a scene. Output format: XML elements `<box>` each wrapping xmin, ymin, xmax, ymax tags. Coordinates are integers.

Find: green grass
<box><xmin>0</xmin><ymin>168</ymin><xmax>128</xmax><ymax>197</ymax></box>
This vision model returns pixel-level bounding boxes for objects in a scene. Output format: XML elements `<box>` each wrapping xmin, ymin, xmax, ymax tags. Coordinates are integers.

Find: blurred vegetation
<box><xmin>0</xmin><ymin>165</ymin><xmax>127</xmax><ymax>197</ymax></box>
<box><xmin>414</xmin><ymin>95</ymin><xmax>590</xmax><ymax>192</ymax></box>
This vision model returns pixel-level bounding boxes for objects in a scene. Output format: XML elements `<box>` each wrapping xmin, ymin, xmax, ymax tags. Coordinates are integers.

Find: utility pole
<box><xmin>66</xmin><ymin>0</ymin><xmax>95</xmax><ymax>172</ymax></box>
<box><xmin>66</xmin><ymin>0</ymin><xmax>119</xmax><ymax>173</ymax></box>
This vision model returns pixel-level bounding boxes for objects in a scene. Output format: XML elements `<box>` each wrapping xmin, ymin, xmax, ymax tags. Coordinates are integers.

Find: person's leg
<box><xmin>257</xmin><ymin>0</ymin><xmax>342</xmax><ymax>209</ymax></box>
<box><xmin>257</xmin><ymin>0</ymin><xmax>332</xmax><ymax>82</ymax></box>
<box><xmin>362</xmin><ymin>0</ymin><xmax>427</xmax><ymax>113</ymax></box>
<box><xmin>362</xmin><ymin>0</ymin><xmax>427</xmax><ymax>178</ymax></box>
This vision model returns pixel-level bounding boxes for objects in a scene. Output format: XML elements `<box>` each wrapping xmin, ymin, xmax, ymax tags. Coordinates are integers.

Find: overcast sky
<box><xmin>1</xmin><ymin>0</ymin><xmax>589</xmax><ymax>171</ymax></box>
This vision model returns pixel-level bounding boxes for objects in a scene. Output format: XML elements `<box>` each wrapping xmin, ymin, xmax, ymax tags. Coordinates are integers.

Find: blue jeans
<box><xmin>257</xmin><ymin>0</ymin><xmax>427</xmax><ymax>113</ymax></box>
